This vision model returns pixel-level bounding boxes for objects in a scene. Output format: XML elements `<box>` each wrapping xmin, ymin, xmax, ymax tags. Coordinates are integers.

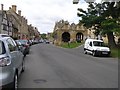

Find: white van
<box><xmin>84</xmin><ymin>39</ymin><xmax>111</xmax><ymax>56</ymax></box>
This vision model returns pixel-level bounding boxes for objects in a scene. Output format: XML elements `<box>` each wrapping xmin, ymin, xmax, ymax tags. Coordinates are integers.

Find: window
<box><xmin>90</xmin><ymin>42</ymin><xmax>92</xmax><ymax>46</ymax></box>
<box><xmin>1</xmin><ymin>23</ymin><xmax>8</xmax><ymax>31</ymax></box>
<box><xmin>0</xmin><ymin>41</ymin><xmax>6</xmax><ymax>54</ymax></box>
<box><xmin>6</xmin><ymin>39</ymin><xmax>16</xmax><ymax>52</ymax></box>
<box><xmin>11</xmin><ymin>38</ymin><xmax>17</xmax><ymax>47</ymax></box>
<box><xmin>93</xmin><ymin>41</ymin><xmax>104</xmax><ymax>47</ymax></box>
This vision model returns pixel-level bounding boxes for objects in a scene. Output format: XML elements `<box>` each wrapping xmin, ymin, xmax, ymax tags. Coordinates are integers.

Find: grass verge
<box><xmin>60</xmin><ymin>42</ymin><xmax>120</xmax><ymax>58</ymax></box>
<box><xmin>60</xmin><ymin>42</ymin><xmax>83</xmax><ymax>49</ymax></box>
<box><xmin>110</xmin><ymin>47</ymin><xmax>120</xmax><ymax>58</ymax></box>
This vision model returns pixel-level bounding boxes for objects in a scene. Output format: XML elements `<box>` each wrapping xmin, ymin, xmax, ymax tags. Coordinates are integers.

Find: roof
<box><xmin>86</xmin><ymin>38</ymin><xmax>103</xmax><ymax>42</ymax></box>
<box><xmin>0</xmin><ymin>34</ymin><xmax>10</xmax><ymax>38</ymax></box>
<box><xmin>0</xmin><ymin>36</ymin><xmax>10</xmax><ymax>41</ymax></box>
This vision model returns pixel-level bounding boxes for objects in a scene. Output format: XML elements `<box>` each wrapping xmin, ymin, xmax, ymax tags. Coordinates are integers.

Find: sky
<box><xmin>0</xmin><ymin>0</ymin><xmax>101</xmax><ymax>34</ymax></box>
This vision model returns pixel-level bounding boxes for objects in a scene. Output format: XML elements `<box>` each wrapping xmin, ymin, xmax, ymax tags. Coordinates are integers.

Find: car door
<box><xmin>6</xmin><ymin>38</ymin><xmax>22</xmax><ymax>75</ymax></box>
<box><xmin>88</xmin><ymin>41</ymin><xmax>93</xmax><ymax>54</ymax></box>
<box><xmin>6</xmin><ymin>38</ymin><xmax>18</xmax><ymax>72</ymax></box>
<box><xmin>11</xmin><ymin>38</ymin><xmax>24</xmax><ymax>75</ymax></box>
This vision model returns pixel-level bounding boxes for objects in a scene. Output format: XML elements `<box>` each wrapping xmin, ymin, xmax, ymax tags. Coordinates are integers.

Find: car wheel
<box><xmin>21</xmin><ymin>61</ymin><xmax>25</xmax><ymax>72</ymax></box>
<box><xmin>24</xmin><ymin>54</ymin><xmax>26</xmax><ymax>57</ymax></box>
<box><xmin>27</xmin><ymin>50</ymin><xmax>29</xmax><ymax>54</ymax></box>
<box><xmin>92</xmin><ymin>51</ymin><xmax>96</xmax><ymax>56</ymax></box>
<box><xmin>107</xmin><ymin>54</ymin><xmax>110</xmax><ymax>57</ymax></box>
<box><xmin>13</xmin><ymin>73</ymin><xmax>18</xmax><ymax>90</ymax></box>
<box><xmin>84</xmin><ymin>50</ymin><xmax>87</xmax><ymax>54</ymax></box>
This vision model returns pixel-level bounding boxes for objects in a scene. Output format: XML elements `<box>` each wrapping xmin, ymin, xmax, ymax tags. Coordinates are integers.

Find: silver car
<box><xmin>0</xmin><ymin>36</ymin><xmax>25</xmax><ymax>89</ymax></box>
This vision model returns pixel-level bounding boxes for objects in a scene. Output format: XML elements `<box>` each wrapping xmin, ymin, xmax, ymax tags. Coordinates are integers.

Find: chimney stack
<box><xmin>9</xmin><ymin>7</ymin><xmax>11</xmax><ymax>10</ymax></box>
<box><xmin>1</xmin><ymin>4</ymin><xmax>3</xmax><ymax>10</ymax></box>
<box><xmin>25</xmin><ymin>19</ymin><xmax>28</xmax><ymax>23</ymax></box>
<box><xmin>18</xmin><ymin>10</ymin><xmax>21</xmax><ymax>16</ymax></box>
<box><xmin>12</xmin><ymin>5</ymin><xmax>17</xmax><ymax>12</ymax></box>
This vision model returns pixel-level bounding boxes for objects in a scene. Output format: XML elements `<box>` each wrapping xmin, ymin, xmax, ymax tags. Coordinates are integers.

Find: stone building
<box><xmin>20</xmin><ymin>16</ymin><xmax>29</xmax><ymax>39</ymax></box>
<box><xmin>46</xmin><ymin>33</ymin><xmax>53</xmax><ymax>42</ymax></box>
<box><xmin>7</xmin><ymin>5</ymin><xmax>29</xmax><ymax>39</ymax></box>
<box><xmin>6</xmin><ymin>5</ymin><xmax>21</xmax><ymax>39</ymax></box>
<box><xmin>7</xmin><ymin>5</ymin><xmax>40</xmax><ymax>40</ymax></box>
<box><xmin>0</xmin><ymin>4</ymin><xmax>12</xmax><ymax>36</ymax></box>
<box><xmin>28</xmin><ymin>24</ymin><xmax>41</xmax><ymax>40</ymax></box>
<box><xmin>0</xmin><ymin>4</ymin><xmax>40</xmax><ymax>40</ymax></box>
<box><xmin>53</xmin><ymin>20</ymin><xmax>88</xmax><ymax>45</ymax></box>
<box><xmin>28</xmin><ymin>24</ymin><xmax>35</xmax><ymax>40</ymax></box>
<box><xmin>34</xmin><ymin>27</ymin><xmax>40</xmax><ymax>40</ymax></box>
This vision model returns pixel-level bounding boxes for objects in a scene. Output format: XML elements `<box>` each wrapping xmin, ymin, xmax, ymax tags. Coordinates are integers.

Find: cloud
<box><xmin>1</xmin><ymin>0</ymin><xmax>88</xmax><ymax>33</ymax></box>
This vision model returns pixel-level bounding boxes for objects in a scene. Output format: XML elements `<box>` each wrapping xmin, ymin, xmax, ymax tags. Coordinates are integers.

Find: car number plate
<box><xmin>102</xmin><ymin>52</ymin><xmax>108</xmax><ymax>54</ymax></box>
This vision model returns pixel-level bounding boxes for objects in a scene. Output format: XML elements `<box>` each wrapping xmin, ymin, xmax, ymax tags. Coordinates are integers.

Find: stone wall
<box><xmin>53</xmin><ymin>20</ymin><xmax>88</xmax><ymax>45</ymax></box>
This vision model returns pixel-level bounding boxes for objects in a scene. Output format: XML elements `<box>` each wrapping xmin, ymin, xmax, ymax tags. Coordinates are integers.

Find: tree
<box><xmin>41</xmin><ymin>33</ymin><xmax>47</xmax><ymax>39</ymax></box>
<box><xmin>77</xmin><ymin>1</ymin><xmax>120</xmax><ymax>48</ymax></box>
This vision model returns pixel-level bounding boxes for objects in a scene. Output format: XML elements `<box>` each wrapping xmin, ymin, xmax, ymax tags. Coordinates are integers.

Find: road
<box><xmin>18</xmin><ymin>43</ymin><xmax>118</xmax><ymax>88</ymax></box>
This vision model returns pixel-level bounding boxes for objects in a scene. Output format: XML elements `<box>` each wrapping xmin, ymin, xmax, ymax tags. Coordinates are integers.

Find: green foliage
<box><xmin>77</xmin><ymin>1</ymin><xmax>120</xmax><ymax>47</ymax></box>
<box><xmin>111</xmin><ymin>48</ymin><xmax>119</xmax><ymax>58</ymax></box>
<box><xmin>60</xmin><ymin>42</ymin><xmax>82</xmax><ymax>49</ymax></box>
<box><xmin>41</xmin><ymin>33</ymin><xmax>46</xmax><ymax>39</ymax></box>
<box><xmin>77</xmin><ymin>2</ymin><xmax>120</xmax><ymax>33</ymax></box>
<box><xmin>101</xmin><ymin>19</ymin><xmax>120</xmax><ymax>34</ymax></box>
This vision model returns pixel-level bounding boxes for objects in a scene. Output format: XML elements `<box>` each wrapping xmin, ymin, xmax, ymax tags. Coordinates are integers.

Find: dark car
<box><xmin>15</xmin><ymin>40</ymin><xmax>24</xmax><ymax>52</ymax></box>
<box><xmin>29</xmin><ymin>40</ymin><xmax>33</xmax><ymax>46</ymax></box>
<box><xmin>17</xmin><ymin>40</ymin><xmax>30</xmax><ymax>56</ymax></box>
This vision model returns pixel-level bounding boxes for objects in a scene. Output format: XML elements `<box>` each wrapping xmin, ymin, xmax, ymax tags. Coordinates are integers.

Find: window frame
<box><xmin>89</xmin><ymin>41</ymin><xmax>92</xmax><ymax>46</ymax></box>
<box><xmin>0</xmin><ymin>40</ymin><xmax>6</xmax><ymax>54</ymax></box>
<box><xmin>6</xmin><ymin>38</ymin><xmax>17</xmax><ymax>52</ymax></box>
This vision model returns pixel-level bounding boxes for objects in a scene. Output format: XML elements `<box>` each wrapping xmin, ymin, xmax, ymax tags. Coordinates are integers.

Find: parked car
<box><xmin>44</xmin><ymin>40</ymin><xmax>50</xmax><ymax>44</ymax></box>
<box><xmin>28</xmin><ymin>40</ymin><xmax>33</xmax><ymax>46</ymax></box>
<box><xmin>0</xmin><ymin>36</ymin><xmax>25</xmax><ymax>89</ymax></box>
<box><xmin>33</xmin><ymin>39</ymin><xmax>39</xmax><ymax>44</ymax></box>
<box><xmin>39</xmin><ymin>39</ymin><xmax>44</xmax><ymax>43</ymax></box>
<box><xmin>15</xmin><ymin>40</ymin><xmax>24</xmax><ymax>54</ymax></box>
<box><xmin>84</xmin><ymin>39</ymin><xmax>111</xmax><ymax>56</ymax></box>
<box><xmin>17</xmin><ymin>40</ymin><xmax>30</xmax><ymax>56</ymax></box>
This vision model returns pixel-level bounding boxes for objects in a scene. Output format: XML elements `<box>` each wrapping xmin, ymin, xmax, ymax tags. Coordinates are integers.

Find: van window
<box><xmin>0</xmin><ymin>41</ymin><xmax>6</xmax><ymax>54</ymax></box>
<box><xmin>90</xmin><ymin>42</ymin><xmax>92</xmax><ymax>46</ymax></box>
<box><xmin>93</xmin><ymin>41</ymin><xmax>104</xmax><ymax>46</ymax></box>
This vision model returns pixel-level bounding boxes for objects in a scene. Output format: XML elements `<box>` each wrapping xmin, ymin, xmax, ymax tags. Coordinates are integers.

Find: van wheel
<box><xmin>107</xmin><ymin>54</ymin><xmax>110</xmax><ymax>57</ymax></box>
<box><xmin>13</xmin><ymin>73</ymin><xmax>18</xmax><ymax>90</ymax></box>
<box><xmin>84</xmin><ymin>50</ymin><xmax>87</xmax><ymax>54</ymax></box>
<box><xmin>92</xmin><ymin>51</ymin><xmax>96</xmax><ymax>56</ymax></box>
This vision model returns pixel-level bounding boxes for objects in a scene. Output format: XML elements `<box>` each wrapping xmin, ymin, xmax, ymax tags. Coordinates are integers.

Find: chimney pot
<box><xmin>1</xmin><ymin>4</ymin><xmax>3</xmax><ymax>10</ymax></box>
<box><xmin>12</xmin><ymin>5</ymin><xmax>17</xmax><ymax>12</ymax></box>
<box><xmin>9</xmin><ymin>7</ymin><xmax>11</xmax><ymax>10</ymax></box>
<box><xmin>18</xmin><ymin>10</ymin><xmax>21</xmax><ymax>16</ymax></box>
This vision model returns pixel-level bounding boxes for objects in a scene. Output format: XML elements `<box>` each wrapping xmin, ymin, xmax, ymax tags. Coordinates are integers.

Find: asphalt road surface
<box><xmin>18</xmin><ymin>43</ymin><xmax>118</xmax><ymax>88</ymax></box>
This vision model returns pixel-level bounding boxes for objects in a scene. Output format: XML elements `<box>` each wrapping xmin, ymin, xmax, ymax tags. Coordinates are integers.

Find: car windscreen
<box><xmin>15</xmin><ymin>40</ymin><xmax>22</xmax><ymax>45</ymax></box>
<box><xmin>93</xmin><ymin>41</ymin><xmax>105</xmax><ymax>47</ymax></box>
<box><xmin>19</xmin><ymin>40</ymin><xmax>28</xmax><ymax>44</ymax></box>
<box><xmin>0</xmin><ymin>41</ymin><xmax>6</xmax><ymax>54</ymax></box>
